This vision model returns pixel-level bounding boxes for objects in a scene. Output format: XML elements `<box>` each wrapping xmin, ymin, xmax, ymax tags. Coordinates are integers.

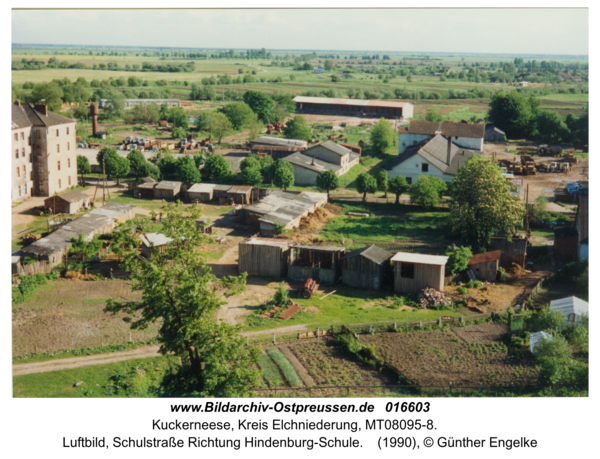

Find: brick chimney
<box><xmin>446</xmin><ymin>137</ymin><xmax>452</xmax><ymax>165</ymax></box>
<box><xmin>311</xmin><ymin>155</ymin><xmax>316</xmax><ymax>166</ymax></box>
<box><xmin>34</xmin><ymin>104</ymin><xmax>48</xmax><ymax>116</ymax></box>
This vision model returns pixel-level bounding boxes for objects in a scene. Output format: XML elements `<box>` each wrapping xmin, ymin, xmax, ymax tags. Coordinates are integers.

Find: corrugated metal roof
<box><xmin>391</xmin><ymin>252</ymin><xmax>448</xmax><ymax>266</ymax></box>
<box><xmin>293</xmin><ymin>244</ymin><xmax>346</xmax><ymax>253</ymax></box>
<box><xmin>468</xmin><ymin>250</ymin><xmax>502</xmax><ymax>265</ymax></box>
<box><xmin>250</xmin><ymin>136</ymin><xmax>308</xmax><ymax>148</ymax></box>
<box><xmin>305</xmin><ymin>141</ymin><xmax>351</xmax><ymax>157</ymax></box>
<box><xmin>242</xmin><ymin>237</ymin><xmax>291</xmax><ymax>248</ymax></box>
<box><xmin>285</xmin><ymin>152</ymin><xmax>342</xmax><ymax>174</ymax></box>
<box><xmin>187</xmin><ymin>183</ymin><xmax>216</xmax><ymax>193</ymax></box>
<box><xmin>44</xmin><ymin>189</ymin><xmax>89</xmax><ymax>204</ymax></box>
<box><xmin>213</xmin><ymin>184</ymin><xmax>233</xmax><ymax>192</ymax></box>
<box><xmin>229</xmin><ymin>185</ymin><xmax>253</xmax><ymax>194</ymax></box>
<box><xmin>294</xmin><ymin>96</ymin><xmax>410</xmax><ymax>109</ymax></box>
<box><xmin>550</xmin><ymin>296</ymin><xmax>589</xmax><ymax>319</ymax></box>
<box><xmin>342</xmin><ymin>245</ymin><xmax>394</xmax><ymax>265</ymax></box>
<box><xmin>155</xmin><ymin>181</ymin><xmax>182</xmax><ymax>190</ymax></box>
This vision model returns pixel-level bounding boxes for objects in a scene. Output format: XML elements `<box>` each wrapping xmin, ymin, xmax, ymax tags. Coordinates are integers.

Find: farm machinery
<box><xmin>266</xmin><ymin>121</ymin><xmax>286</xmax><ymax>134</ymax></box>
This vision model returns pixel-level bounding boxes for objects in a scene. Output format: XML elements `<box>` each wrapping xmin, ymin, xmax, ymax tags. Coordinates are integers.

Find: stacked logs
<box><xmin>302</xmin><ymin>278</ymin><xmax>319</xmax><ymax>299</ymax></box>
<box><xmin>418</xmin><ymin>288</ymin><xmax>453</xmax><ymax>309</ymax></box>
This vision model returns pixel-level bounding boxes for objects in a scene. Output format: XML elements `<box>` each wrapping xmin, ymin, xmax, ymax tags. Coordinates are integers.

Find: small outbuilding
<box><xmin>288</xmin><ymin>244</ymin><xmax>346</xmax><ymax>285</ymax></box>
<box><xmin>238</xmin><ymin>238</ymin><xmax>291</xmax><ymax>277</ymax></box>
<box><xmin>154</xmin><ymin>181</ymin><xmax>182</xmax><ymax>200</ymax></box>
<box><xmin>213</xmin><ymin>185</ymin><xmax>233</xmax><ymax>204</ymax></box>
<box><xmin>341</xmin><ymin>245</ymin><xmax>394</xmax><ymax>290</ymax></box>
<box><xmin>187</xmin><ymin>183</ymin><xmax>216</xmax><ymax>203</ymax></box>
<box><xmin>550</xmin><ymin>296</ymin><xmax>589</xmax><ymax>323</ymax></box>
<box><xmin>488</xmin><ymin>236</ymin><xmax>527</xmax><ymax>269</ymax></box>
<box><xmin>391</xmin><ymin>252</ymin><xmax>448</xmax><ymax>294</ymax></box>
<box><xmin>137</xmin><ymin>180</ymin><xmax>158</xmax><ymax>198</ymax></box>
<box><xmin>227</xmin><ymin>185</ymin><xmax>253</xmax><ymax>204</ymax></box>
<box><xmin>484</xmin><ymin>126</ymin><xmax>506</xmax><ymax>143</ymax></box>
<box><xmin>195</xmin><ymin>216</ymin><xmax>214</xmax><ymax>234</ymax></box>
<box><xmin>44</xmin><ymin>190</ymin><xmax>90</xmax><ymax>215</ymax></box>
<box><xmin>139</xmin><ymin>232</ymin><xmax>175</xmax><ymax>258</ymax></box>
<box><xmin>468</xmin><ymin>250</ymin><xmax>502</xmax><ymax>282</ymax></box>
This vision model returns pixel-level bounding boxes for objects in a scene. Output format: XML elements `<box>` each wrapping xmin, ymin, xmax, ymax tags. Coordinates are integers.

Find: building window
<box><xmin>413</xmin><ymin>140</ymin><xmax>418</xmax><ymax>145</ymax></box>
<box><xmin>406</xmin><ymin>177</ymin><xmax>412</xmax><ymax>185</ymax></box>
<box><xmin>22</xmin><ymin>148</ymin><xmax>25</xmax><ymax>157</ymax></box>
<box><xmin>56</xmin><ymin>129</ymin><xmax>60</xmax><ymax>137</ymax></box>
<box><xmin>67</xmin><ymin>127</ymin><xmax>70</xmax><ymax>135</ymax></box>
<box><xmin>16</xmin><ymin>167</ymin><xmax>20</xmax><ymax>178</ymax></box>
<box><xmin>58</xmin><ymin>179</ymin><xmax>62</xmax><ymax>188</ymax></box>
<box><xmin>14</xmin><ymin>133</ymin><xmax>18</xmax><ymax>141</ymax></box>
<box><xmin>28</xmin><ymin>136</ymin><xmax>30</xmax><ymax>144</ymax></box>
<box><xmin>18</xmin><ymin>186</ymin><xmax>21</xmax><ymax>197</ymax></box>
<box><xmin>57</xmin><ymin>144</ymin><xmax>60</xmax><ymax>153</ymax></box>
<box><xmin>57</xmin><ymin>161</ymin><xmax>61</xmax><ymax>171</ymax></box>
<box><xmin>23</xmin><ymin>166</ymin><xmax>26</xmax><ymax>178</ymax></box>
<box><xmin>402</xmin><ymin>142</ymin><xmax>406</xmax><ymax>146</ymax></box>
<box><xmin>68</xmin><ymin>158</ymin><xmax>71</xmax><ymax>168</ymax></box>
<box><xmin>15</xmin><ymin>150</ymin><xmax>19</xmax><ymax>159</ymax></box>
<box><xmin>67</xmin><ymin>142</ymin><xmax>70</xmax><ymax>151</ymax></box>
<box><xmin>36</xmin><ymin>131</ymin><xmax>40</xmax><ymax>139</ymax></box>
<box><xmin>400</xmin><ymin>262</ymin><xmax>415</xmax><ymax>279</ymax></box>
<box><xmin>24</xmin><ymin>187</ymin><xmax>27</xmax><ymax>195</ymax></box>
<box><xmin>21</xmin><ymin>132</ymin><xmax>24</xmax><ymax>140</ymax></box>
<box><xmin>421</xmin><ymin>164</ymin><xmax>429</xmax><ymax>172</ymax></box>
<box><xmin>68</xmin><ymin>176</ymin><xmax>72</xmax><ymax>185</ymax></box>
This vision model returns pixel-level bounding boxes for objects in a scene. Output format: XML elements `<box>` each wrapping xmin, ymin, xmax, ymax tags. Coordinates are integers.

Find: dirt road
<box><xmin>12</xmin><ymin>325</ymin><xmax>309</xmax><ymax>376</ymax></box>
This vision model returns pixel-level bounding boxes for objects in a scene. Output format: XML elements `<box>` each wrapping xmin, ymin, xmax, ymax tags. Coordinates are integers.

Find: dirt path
<box><xmin>12</xmin><ymin>325</ymin><xmax>310</xmax><ymax>376</ymax></box>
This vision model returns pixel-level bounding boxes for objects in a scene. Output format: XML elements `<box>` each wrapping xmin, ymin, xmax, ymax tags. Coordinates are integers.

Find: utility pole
<box><xmin>525</xmin><ymin>183</ymin><xmax>530</xmax><ymax>233</ymax></box>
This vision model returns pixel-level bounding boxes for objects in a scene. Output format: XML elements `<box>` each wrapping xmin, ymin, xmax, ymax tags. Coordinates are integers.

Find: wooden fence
<box><xmin>14</xmin><ymin>260</ymin><xmax>56</xmax><ymax>276</ymax></box>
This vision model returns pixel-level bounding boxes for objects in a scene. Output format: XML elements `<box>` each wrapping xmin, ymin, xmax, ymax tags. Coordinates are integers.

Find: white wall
<box><xmin>292</xmin><ymin>165</ymin><xmax>319</xmax><ymax>185</ymax></box>
<box><xmin>451</xmin><ymin>136</ymin><xmax>483</xmax><ymax>151</ymax></box>
<box><xmin>398</xmin><ymin>133</ymin><xmax>431</xmax><ymax>154</ymax></box>
<box><xmin>387</xmin><ymin>154</ymin><xmax>455</xmax><ymax>184</ymax></box>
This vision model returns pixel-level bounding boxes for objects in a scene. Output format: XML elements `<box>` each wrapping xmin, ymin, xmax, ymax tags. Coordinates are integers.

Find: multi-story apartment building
<box><xmin>12</xmin><ymin>101</ymin><xmax>78</xmax><ymax>201</ymax></box>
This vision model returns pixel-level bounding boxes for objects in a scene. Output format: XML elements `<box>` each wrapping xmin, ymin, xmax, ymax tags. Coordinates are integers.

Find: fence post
<box><xmin>330</xmin><ymin>325</ymin><xmax>334</xmax><ymax>336</ymax></box>
<box><xmin>246</xmin><ymin>337</ymin><xmax>249</xmax><ymax>346</ymax></box>
<box><xmin>394</xmin><ymin>322</ymin><xmax>397</xmax><ymax>330</ymax></box>
<box><xmin>438</xmin><ymin>317</ymin><xmax>442</xmax><ymax>326</ymax></box>
<box><xmin>459</xmin><ymin>316</ymin><xmax>464</xmax><ymax>323</ymax></box>
<box><xmin>129</xmin><ymin>331</ymin><xmax>132</xmax><ymax>342</ymax></box>
<box><xmin>369</xmin><ymin>324</ymin><xmax>372</xmax><ymax>333</ymax></box>
<box><xmin>419</xmin><ymin>321</ymin><xmax>422</xmax><ymax>329</ymax></box>
<box><xmin>273</xmin><ymin>333</ymin><xmax>275</xmax><ymax>345</ymax></box>
<box><xmin>297</xmin><ymin>331</ymin><xmax>300</xmax><ymax>340</ymax></box>
<box><xmin>317</xmin><ymin>327</ymin><xmax>319</xmax><ymax>337</ymax></box>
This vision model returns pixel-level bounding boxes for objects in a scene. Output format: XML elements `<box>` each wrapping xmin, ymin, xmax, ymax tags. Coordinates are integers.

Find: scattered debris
<box><xmin>74</xmin><ymin>381</ymin><xmax>83</xmax><ymax>387</ymax></box>
<box><xmin>417</xmin><ymin>288</ymin><xmax>453</xmax><ymax>309</ymax></box>
<box><xmin>302</xmin><ymin>278</ymin><xmax>319</xmax><ymax>299</ymax></box>
<box><xmin>347</xmin><ymin>212</ymin><xmax>370</xmax><ymax>217</ymax></box>
<box><xmin>259</xmin><ymin>306</ymin><xmax>283</xmax><ymax>318</ymax></box>
<box><xmin>320</xmin><ymin>290</ymin><xmax>337</xmax><ymax>300</ymax></box>
<box><xmin>278</xmin><ymin>303</ymin><xmax>301</xmax><ymax>320</ymax></box>
<box><xmin>305</xmin><ymin>306</ymin><xmax>320</xmax><ymax>314</ymax></box>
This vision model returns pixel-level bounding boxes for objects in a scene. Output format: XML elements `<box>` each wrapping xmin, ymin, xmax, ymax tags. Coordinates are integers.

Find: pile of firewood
<box><xmin>418</xmin><ymin>288</ymin><xmax>453</xmax><ymax>309</ymax></box>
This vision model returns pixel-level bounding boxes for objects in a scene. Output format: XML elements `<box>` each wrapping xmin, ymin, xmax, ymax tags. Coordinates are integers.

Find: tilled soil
<box><xmin>361</xmin><ymin>324</ymin><xmax>538</xmax><ymax>387</ymax></box>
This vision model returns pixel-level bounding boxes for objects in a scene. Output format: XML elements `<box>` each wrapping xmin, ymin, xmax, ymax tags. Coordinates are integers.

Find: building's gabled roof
<box><xmin>549</xmin><ymin>296</ymin><xmax>589</xmax><ymax>318</ymax></box>
<box><xmin>292</xmin><ymin>244</ymin><xmax>346</xmax><ymax>253</ymax></box>
<box><xmin>485</xmin><ymin>125</ymin><xmax>505</xmax><ymax>135</ymax></box>
<box><xmin>342</xmin><ymin>245</ymin><xmax>394</xmax><ymax>265</ymax></box>
<box><xmin>391</xmin><ymin>252</ymin><xmax>448</xmax><ymax>266</ymax></box>
<box><xmin>187</xmin><ymin>183</ymin><xmax>216</xmax><ymax>193</ymax></box>
<box><xmin>250</xmin><ymin>136</ymin><xmax>308</xmax><ymax>148</ymax></box>
<box><xmin>530</xmin><ymin>331</ymin><xmax>552</xmax><ymax>353</ymax></box>
<box><xmin>286</xmin><ymin>152</ymin><xmax>342</xmax><ymax>173</ymax></box>
<box><xmin>45</xmin><ymin>190</ymin><xmax>89</xmax><ymax>204</ymax></box>
<box><xmin>293</xmin><ymin>96</ymin><xmax>411</xmax><ymax>109</ymax></box>
<box><xmin>155</xmin><ymin>181</ymin><xmax>182</xmax><ymax>190</ymax></box>
<box><xmin>386</xmin><ymin>134</ymin><xmax>480</xmax><ymax>176</ymax></box>
<box><xmin>401</xmin><ymin>120</ymin><xmax>485</xmax><ymax>139</ymax></box>
<box><xmin>229</xmin><ymin>185</ymin><xmax>253</xmax><ymax>194</ymax></box>
<box><xmin>304</xmin><ymin>140</ymin><xmax>351</xmax><ymax>157</ymax></box>
<box><xmin>12</xmin><ymin>102</ymin><xmax>75</xmax><ymax>128</ymax></box>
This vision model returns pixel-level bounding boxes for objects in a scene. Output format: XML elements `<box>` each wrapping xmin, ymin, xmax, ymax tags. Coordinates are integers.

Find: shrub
<box><xmin>270</xmin><ymin>282</ymin><xmax>290</xmax><ymax>308</ymax></box>
<box><xmin>466</xmin><ymin>280</ymin><xmax>482</xmax><ymax>289</ymax></box>
<box><xmin>531</xmin><ymin>308</ymin><xmax>566</xmax><ymax>332</ymax></box>
<box><xmin>457</xmin><ymin>287</ymin><xmax>468</xmax><ymax>295</ymax></box>
<box><xmin>446</xmin><ymin>245</ymin><xmax>472</xmax><ymax>276</ymax></box>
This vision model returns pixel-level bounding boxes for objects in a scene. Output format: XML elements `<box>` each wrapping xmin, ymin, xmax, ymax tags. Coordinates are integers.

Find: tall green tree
<box><xmin>273</xmin><ymin>159</ymin><xmax>295</xmax><ymax>190</ymax></box>
<box><xmin>244</xmin><ymin>113</ymin><xmax>264</xmax><ymax>141</ymax></box>
<box><xmin>105</xmin><ymin>205</ymin><xmax>259</xmax><ymax>396</ymax></box>
<box><xmin>376</xmin><ymin>170</ymin><xmax>389</xmax><ymax>198</ymax></box>
<box><xmin>388</xmin><ymin>175</ymin><xmax>409</xmax><ymax>204</ymax></box>
<box><xmin>316</xmin><ymin>170</ymin><xmax>339</xmax><ymax>198</ymax></box>
<box><xmin>106</xmin><ymin>154</ymin><xmax>130</xmax><ymax>185</ymax></box>
<box><xmin>202</xmin><ymin>154</ymin><xmax>232</xmax><ymax>183</ymax></box>
<box><xmin>243</xmin><ymin>90</ymin><xmax>276</xmax><ymax>124</ymax></box>
<box><xmin>127</xmin><ymin>150</ymin><xmax>148</xmax><ymax>181</ymax></box>
<box><xmin>487</xmin><ymin>91</ymin><xmax>538</xmax><ymax>138</ymax></box>
<box><xmin>76</xmin><ymin>155</ymin><xmax>91</xmax><ymax>184</ymax></box>
<box><xmin>409</xmin><ymin>175</ymin><xmax>446</xmax><ymax>207</ymax></box>
<box><xmin>356</xmin><ymin>173</ymin><xmax>377</xmax><ymax>202</ymax></box>
<box><xmin>536</xmin><ymin>110</ymin><xmax>568</xmax><ymax>144</ymax></box>
<box><xmin>282</xmin><ymin>115</ymin><xmax>312</xmax><ymax>141</ymax></box>
<box><xmin>29</xmin><ymin>82</ymin><xmax>64</xmax><ymax>112</ymax></box>
<box><xmin>176</xmin><ymin>155</ymin><xmax>201</xmax><ymax>184</ymax></box>
<box><xmin>369</xmin><ymin>118</ymin><xmax>396</xmax><ymax>155</ymax></box>
<box><xmin>220</xmin><ymin>102</ymin><xmax>254</xmax><ymax>130</ymax></box>
<box><xmin>241</xmin><ymin>166</ymin><xmax>263</xmax><ymax>187</ymax></box>
<box><xmin>450</xmin><ymin>156</ymin><xmax>525</xmax><ymax>252</ymax></box>
<box><xmin>207</xmin><ymin>112</ymin><xmax>233</xmax><ymax>144</ymax></box>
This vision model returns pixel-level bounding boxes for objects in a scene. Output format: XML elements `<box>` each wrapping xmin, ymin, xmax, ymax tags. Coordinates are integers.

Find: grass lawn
<box><xmin>13</xmin><ymin>356</ymin><xmax>177</xmax><ymax>398</ymax></box>
<box><xmin>245</xmin><ymin>285</ymin><xmax>465</xmax><ymax>332</ymax></box>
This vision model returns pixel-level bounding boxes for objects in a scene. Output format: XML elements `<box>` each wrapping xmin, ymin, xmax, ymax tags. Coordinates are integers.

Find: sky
<box><xmin>11</xmin><ymin>8</ymin><xmax>589</xmax><ymax>56</ymax></box>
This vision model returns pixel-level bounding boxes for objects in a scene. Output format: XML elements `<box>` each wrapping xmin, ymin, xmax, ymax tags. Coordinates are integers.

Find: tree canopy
<box><xmin>176</xmin><ymin>155</ymin><xmax>201</xmax><ymax>184</ymax></box>
<box><xmin>220</xmin><ymin>102</ymin><xmax>254</xmax><ymax>130</ymax></box>
<box><xmin>206</xmin><ymin>112</ymin><xmax>233</xmax><ymax>144</ymax></box>
<box><xmin>369</xmin><ymin>118</ymin><xmax>396</xmax><ymax>155</ymax></box>
<box><xmin>201</xmin><ymin>154</ymin><xmax>231</xmax><ymax>183</ymax></box>
<box><xmin>104</xmin><ymin>205</ymin><xmax>259</xmax><ymax>396</ymax></box>
<box><xmin>409</xmin><ymin>175</ymin><xmax>446</xmax><ymax>207</ymax></box>
<box><xmin>243</xmin><ymin>90</ymin><xmax>276</xmax><ymax>124</ymax></box>
<box><xmin>487</xmin><ymin>91</ymin><xmax>539</xmax><ymax>138</ymax></box>
<box><xmin>316</xmin><ymin>170</ymin><xmax>339</xmax><ymax>198</ymax></box>
<box><xmin>449</xmin><ymin>156</ymin><xmax>525</xmax><ymax>252</ymax></box>
<box><xmin>388</xmin><ymin>175</ymin><xmax>409</xmax><ymax>204</ymax></box>
<box><xmin>76</xmin><ymin>155</ymin><xmax>91</xmax><ymax>181</ymax></box>
<box><xmin>282</xmin><ymin>115</ymin><xmax>312</xmax><ymax>141</ymax></box>
<box><xmin>356</xmin><ymin>173</ymin><xmax>377</xmax><ymax>201</ymax></box>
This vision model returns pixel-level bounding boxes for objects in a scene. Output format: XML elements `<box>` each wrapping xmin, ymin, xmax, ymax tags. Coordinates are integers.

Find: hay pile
<box><xmin>298</xmin><ymin>207</ymin><xmax>335</xmax><ymax>231</ymax></box>
<box><xmin>64</xmin><ymin>270</ymin><xmax>97</xmax><ymax>281</ymax></box>
<box><xmin>507</xmin><ymin>263</ymin><xmax>526</xmax><ymax>276</ymax></box>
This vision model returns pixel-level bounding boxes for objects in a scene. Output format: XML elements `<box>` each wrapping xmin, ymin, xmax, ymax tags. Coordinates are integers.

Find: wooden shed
<box><xmin>195</xmin><ymin>216</ymin><xmax>214</xmax><ymax>234</ymax></box>
<box><xmin>44</xmin><ymin>190</ymin><xmax>90</xmax><ymax>215</ymax></box>
<box><xmin>288</xmin><ymin>244</ymin><xmax>346</xmax><ymax>285</ymax></box>
<box><xmin>468</xmin><ymin>250</ymin><xmax>502</xmax><ymax>282</ymax></box>
<box><xmin>139</xmin><ymin>232</ymin><xmax>175</xmax><ymax>258</ymax></box>
<box><xmin>238</xmin><ymin>238</ymin><xmax>291</xmax><ymax>277</ymax></box>
<box><xmin>391</xmin><ymin>252</ymin><xmax>448</xmax><ymax>294</ymax></box>
<box><xmin>553</xmin><ymin>226</ymin><xmax>579</xmax><ymax>260</ymax></box>
<box><xmin>227</xmin><ymin>185</ymin><xmax>253</xmax><ymax>204</ymax></box>
<box><xmin>137</xmin><ymin>181</ymin><xmax>158</xmax><ymax>198</ymax></box>
<box><xmin>550</xmin><ymin>296</ymin><xmax>588</xmax><ymax>323</ymax></box>
<box><xmin>213</xmin><ymin>185</ymin><xmax>232</xmax><ymax>204</ymax></box>
<box><xmin>187</xmin><ymin>183</ymin><xmax>216</xmax><ymax>203</ymax></box>
<box><xmin>154</xmin><ymin>181</ymin><xmax>182</xmax><ymax>200</ymax></box>
<box><xmin>341</xmin><ymin>245</ymin><xmax>393</xmax><ymax>290</ymax></box>
<box><xmin>489</xmin><ymin>236</ymin><xmax>527</xmax><ymax>268</ymax></box>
